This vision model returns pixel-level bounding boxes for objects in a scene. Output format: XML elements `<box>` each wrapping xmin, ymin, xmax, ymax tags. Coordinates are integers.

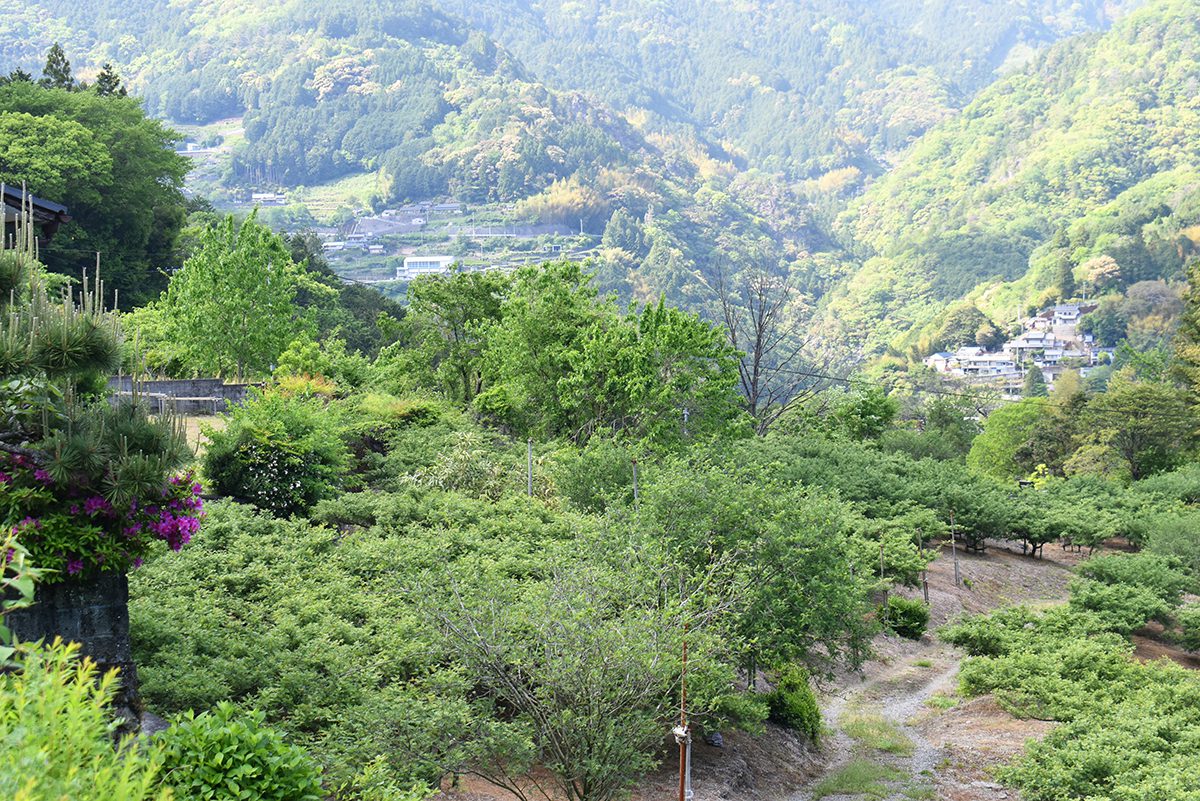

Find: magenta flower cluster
<box><xmin>1</xmin><ymin>453</ymin><xmax>204</xmax><ymax>581</ymax></box>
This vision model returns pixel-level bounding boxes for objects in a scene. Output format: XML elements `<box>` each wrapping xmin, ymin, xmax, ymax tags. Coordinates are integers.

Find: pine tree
<box><xmin>0</xmin><ymin>68</ymin><xmax>32</xmax><ymax>86</ymax></box>
<box><xmin>40</xmin><ymin>43</ymin><xmax>74</xmax><ymax>90</ymax></box>
<box><xmin>94</xmin><ymin>63</ymin><xmax>126</xmax><ymax>97</ymax></box>
<box><xmin>1056</xmin><ymin>256</ymin><xmax>1076</xmax><ymax>301</ymax></box>
<box><xmin>1023</xmin><ymin>365</ymin><xmax>1048</xmax><ymax>398</ymax></box>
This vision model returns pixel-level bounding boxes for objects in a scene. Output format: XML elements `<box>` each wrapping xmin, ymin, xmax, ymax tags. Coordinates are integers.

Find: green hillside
<box><xmin>826</xmin><ymin>0</ymin><xmax>1200</xmax><ymax>356</ymax></box>
<box><xmin>438</xmin><ymin>0</ymin><xmax>1139</xmax><ymax>177</ymax></box>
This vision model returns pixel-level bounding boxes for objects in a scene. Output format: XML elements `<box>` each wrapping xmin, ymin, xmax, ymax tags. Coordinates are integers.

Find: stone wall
<box><xmin>7</xmin><ymin>572</ymin><xmax>142</xmax><ymax>729</ymax></box>
<box><xmin>107</xmin><ymin>377</ymin><xmax>259</xmax><ymax>415</ymax></box>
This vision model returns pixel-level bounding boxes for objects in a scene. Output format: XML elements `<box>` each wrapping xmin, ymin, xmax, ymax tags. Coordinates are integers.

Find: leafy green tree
<box><xmin>424</xmin><ymin>545</ymin><xmax>733</xmax><ymax>801</ymax></box>
<box><xmin>1017</xmin><ymin>370</ymin><xmax>1085</xmax><ymax>475</ymax></box>
<box><xmin>1083</xmin><ymin>369</ymin><xmax>1196</xmax><ymax>480</ymax></box>
<box><xmin>830</xmin><ymin>387</ymin><xmax>899</xmax><ymax>440</ymax></box>
<box><xmin>0</xmin><ymin>80</ymin><xmax>189</xmax><ymax>303</ymax></box>
<box><xmin>39</xmin><ymin>43</ymin><xmax>74</xmax><ymax>90</ymax></box>
<box><xmin>1023</xmin><ymin>365</ymin><xmax>1048</xmax><ymax>397</ymax></box>
<box><xmin>562</xmin><ymin>300</ymin><xmax>743</xmax><ymax>445</ymax></box>
<box><xmin>160</xmin><ymin>213</ymin><xmax>331</xmax><ymax>380</ymax></box>
<box><xmin>644</xmin><ymin>457</ymin><xmax>873</xmax><ymax>679</ymax></box>
<box><xmin>391</xmin><ymin>269</ymin><xmax>509</xmax><ymax>403</ymax></box>
<box><xmin>0</xmin><ymin>112</ymin><xmax>111</xmax><ymax>202</ymax></box>
<box><xmin>967</xmin><ymin>400</ymin><xmax>1043</xmax><ymax>480</ymax></box>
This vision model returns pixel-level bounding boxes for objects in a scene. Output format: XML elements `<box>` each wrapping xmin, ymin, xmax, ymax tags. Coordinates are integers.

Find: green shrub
<box><xmin>0</xmin><ymin>640</ymin><xmax>168</xmax><ymax>801</ymax></box>
<box><xmin>204</xmin><ymin>390</ymin><xmax>348</xmax><ymax>515</ymax></box>
<box><xmin>881</xmin><ymin>596</ymin><xmax>929</xmax><ymax>639</ymax></box>
<box><xmin>157</xmin><ymin>702</ymin><xmax>324</xmax><ymax>801</ymax></box>
<box><xmin>1145</xmin><ymin>508</ymin><xmax>1200</xmax><ymax>579</ymax></box>
<box><xmin>1178</xmin><ymin>603</ymin><xmax>1200</xmax><ymax>652</ymax></box>
<box><xmin>766</xmin><ymin>664</ymin><xmax>821</xmax><ymax>742</ymax></box>
<box><xmin>1067</xmin><ymin>577</ymin><xmax>1171</xmax><ymax>634</ymax></box>
<box><xmin>1076</xmin><ymin>552</ymin><xmax>1193</xmax><ymax>606</ymax></box>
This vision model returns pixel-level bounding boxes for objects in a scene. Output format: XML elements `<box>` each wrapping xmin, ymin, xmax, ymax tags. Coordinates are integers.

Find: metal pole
<box><xmin>919</xmin><ymin>530</ymin><xmax>929</xmax><ymax>603</ymax></box>
<box><xmin>678</xmin><ymin>625</ymin><xmax>688</xmax><ymax>801</ymax></box>
<box><xmin>526</xmin><ymin>438</ymin><xmax>533</xmax><ymax>497</ymax></box>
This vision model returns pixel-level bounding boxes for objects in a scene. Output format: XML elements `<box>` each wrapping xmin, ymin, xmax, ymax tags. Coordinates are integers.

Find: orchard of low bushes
<box><xmin>941</xmin><ymin>552</ymin><xmax>1200</xmax><ymax>800</ymax></box>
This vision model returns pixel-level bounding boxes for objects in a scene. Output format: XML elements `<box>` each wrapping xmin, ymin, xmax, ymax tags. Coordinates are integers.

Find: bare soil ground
<box><xmin>442</xmin><ymin>541</ymin><xmax>1196</xmax><ymax>801</ymax></box>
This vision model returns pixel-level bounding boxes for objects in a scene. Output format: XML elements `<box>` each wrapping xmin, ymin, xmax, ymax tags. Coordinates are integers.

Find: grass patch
<box><xmin>842</xmin><ymin>713</ymin><xmax>915</xmax><ymax>756</ymax></box>
<box><xmin>925</xmin><ymin>693</ymin><xmax>958</xmax><ymax>710</ymax></box>
<box><xmin>811</xmin><ymin>759</ymin><xmax>904</xmax><ymax>800</ymax></box>
<box><xmin>913</xmin><ymin>658</ymin><xmax>933</xmax><ymax>667</ymax></box>
<box><xmin>902</xmin><ymin>779</ymin><xmax>937</xmax><ymax>799</ymax></box>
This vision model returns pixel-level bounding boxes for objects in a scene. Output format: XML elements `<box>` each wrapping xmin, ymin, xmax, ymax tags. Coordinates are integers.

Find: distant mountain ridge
<box><xmin>823</xmin><ymin>0</ymin><xmax>1200</xmax><ymax>358</ymax></box>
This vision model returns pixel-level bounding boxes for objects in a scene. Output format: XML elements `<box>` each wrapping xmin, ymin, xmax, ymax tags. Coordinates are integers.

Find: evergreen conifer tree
<box><xmin>40</xmin><ymin>43</ymin><xmax>74</xmax><ymax>90</ymax></box>
<box><xmin>1056</xmin><ymin>257</ymin><xmax>1076</xmax><ymax>301</ymax></box>
<box><xmin>1023</xmin><ymin>365</ymin><xmax>1049</xmax><ymax>398</ymax></box>
<box><xmin>94</xmin><ymin>63</ymin><xmax>126</xmax><ymax>97</ymax></box>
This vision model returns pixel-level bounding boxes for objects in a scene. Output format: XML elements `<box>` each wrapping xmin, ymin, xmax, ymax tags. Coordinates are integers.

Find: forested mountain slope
<box><xmin>824</xmin><ymin>0</ymin><xmax>1200</xmax><ymax>357</ymax></box>
<box><xmin>437</xmin><ymin>0</ymin><xmax>1139</xmax><ymax>177</ymax></box>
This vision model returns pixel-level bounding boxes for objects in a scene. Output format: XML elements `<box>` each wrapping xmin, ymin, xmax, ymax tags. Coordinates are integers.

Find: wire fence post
<box><xmin>631</xmin><ymin>458</ymin><xmax>639</xmax><ymax>508</ymax></box>
<box><xmin>951</xmin><ymin>511</ymin><xmax>961</xmax><ymax>587</ymax></box>
<box><xmin>919</xmin><ymin>529</ymin><xmax>929</xmax><ymax>603</ymax></box>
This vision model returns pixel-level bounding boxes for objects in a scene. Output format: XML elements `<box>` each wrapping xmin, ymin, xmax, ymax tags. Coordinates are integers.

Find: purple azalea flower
<box><xmin>0</xmin><ymin>472</ymin><xmax>11</xmax><ymax>484</ymax></box>
<box><xmin>33</xmin><ymin>469</ymin><xmax>53</xmax><ymax>485</ymax></box>
<box><xmin>66</xmin><ymin>558</ymin><xmax>84</xmax><ymax>576</ymax></box>
<box><xmin>83</xmin><ymin>496</ymin><xmax>109</xmax><ymax>516</ymax></box>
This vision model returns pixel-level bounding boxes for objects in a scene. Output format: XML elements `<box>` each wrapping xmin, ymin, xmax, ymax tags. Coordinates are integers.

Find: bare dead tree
<box><xmin>710</xmin><ymin>264</ymin><xmax>827</xmax><ymax>434</ymax></box>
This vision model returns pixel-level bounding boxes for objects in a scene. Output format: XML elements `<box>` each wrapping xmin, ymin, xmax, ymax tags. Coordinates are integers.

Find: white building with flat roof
<box><xmin>398</xmin><ymin>255</ymin><xmax>456</xmax><ymax>280</ymax></box>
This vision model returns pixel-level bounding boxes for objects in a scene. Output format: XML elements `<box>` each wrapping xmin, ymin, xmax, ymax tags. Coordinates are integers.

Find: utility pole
<box><xmin>919</xmin><ymin>529</ymin><xmax>929</xmax><ymax>603</ymax></box>
<box><xmin>526</xmin><ymin>438</ymin><xmax>533</xmax><ymax>497</ymax></box>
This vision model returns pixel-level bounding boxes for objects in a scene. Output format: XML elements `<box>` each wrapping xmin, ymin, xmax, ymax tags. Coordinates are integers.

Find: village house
<box><xmin>396</xmin><ymin>255</ymin><xmax>456</xmax><ymax>281</ymax></box>
<box><xmin>924</xmin><ymin>301</ymin><xmax>1104</xmax><ymax>393</ymax></box>
<box><xmin>2</xmin><ymin>187</ymin><xmax>71</xmax><ymax>245</ymax></box>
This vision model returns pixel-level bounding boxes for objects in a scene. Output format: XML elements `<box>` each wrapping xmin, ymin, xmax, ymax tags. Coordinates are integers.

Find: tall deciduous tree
<box><xmin>400</xmin><ymin>269</ymin><xmax>508</xmax><ymax>403</ymax></box>
<box><xmin>712</xmin><ymin>266</ymin><xmax>821</xmax><ymax>434</ymax></box>
<box><xmin>967</xmin><ymin>400</ymin><xmax>1043</xmax><ymax>480</ymax></box>
<box><xmin>160</xmin><ymin>214</ymin><xmax>331</xmax><ymax>380</ymax></box>
<box><xmin>1083</xmin><ymin>369</ymin><xmax>1195</xmax><ymax>480</ymax></box>
<box><xmin>0</xmin><ymin>80</ymin><xmax>189</xmax><ymax>304</ymax></box>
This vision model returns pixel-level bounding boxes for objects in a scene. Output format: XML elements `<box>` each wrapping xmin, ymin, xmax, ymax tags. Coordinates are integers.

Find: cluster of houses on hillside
<box><xmin>319</xmin><ymin>202</ymin><xmax>466</xmax><ymax>255</ymax></box>
<box><xmin>922</xmin><ymin>304</ymin><xmax>1114</xmax><ymax>395</ymax></box>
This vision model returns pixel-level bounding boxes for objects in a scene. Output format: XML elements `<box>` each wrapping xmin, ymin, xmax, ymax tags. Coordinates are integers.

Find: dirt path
<box><xmin>789</xmin><ymin>644</ymin><xmax>958</xmax><ymax>801</ymax></box>
<box><xmin>782</xmin><ymin>542</ymin><xmax>1080</xmax><ymax>801</ymax></box>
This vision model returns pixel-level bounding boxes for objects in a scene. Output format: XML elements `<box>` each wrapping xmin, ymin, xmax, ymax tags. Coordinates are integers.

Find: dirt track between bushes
<box><xmin>444</xmin><ymin>541</ymin><xmax>1194</xmax><ymax>801</ymax></box>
